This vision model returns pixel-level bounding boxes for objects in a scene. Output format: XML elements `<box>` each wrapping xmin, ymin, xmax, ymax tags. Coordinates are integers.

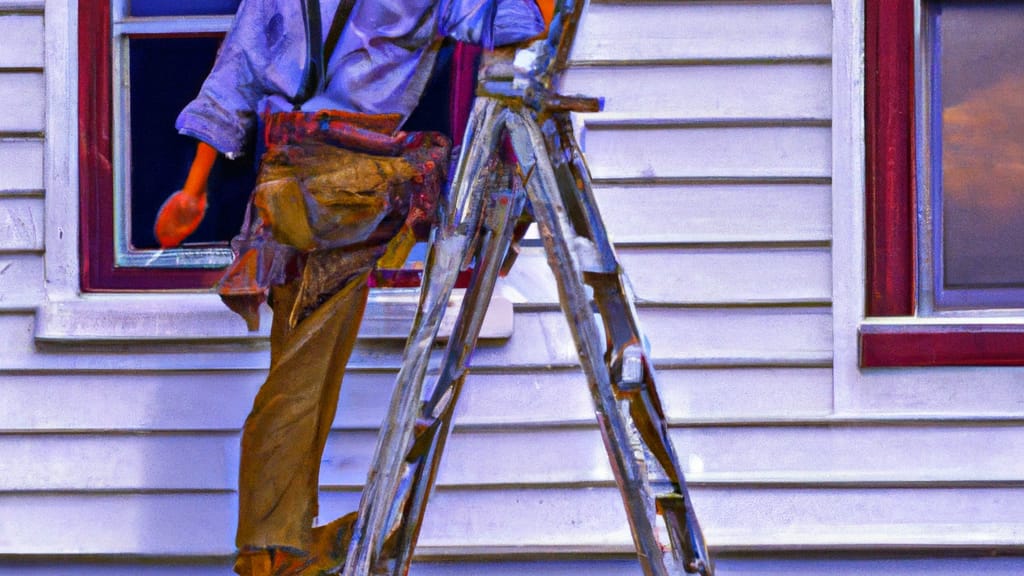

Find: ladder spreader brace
<box><xmin>337</xmin><ymin>1</ymin><xmax>714</xmax><ymax>573</ymax></box>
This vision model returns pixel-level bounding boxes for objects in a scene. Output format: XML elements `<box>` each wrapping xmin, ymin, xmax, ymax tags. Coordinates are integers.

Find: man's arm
<box><xmin>153</xmin><ymin>141</ymin><xmax>218</xmax><ymax>248</ymax></box>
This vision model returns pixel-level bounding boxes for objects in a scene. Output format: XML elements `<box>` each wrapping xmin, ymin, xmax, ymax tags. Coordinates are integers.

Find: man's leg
<box><xmin>236</xmin><ymin>270</ymin><xmax>370</xmax><ymax>554</ymax></box>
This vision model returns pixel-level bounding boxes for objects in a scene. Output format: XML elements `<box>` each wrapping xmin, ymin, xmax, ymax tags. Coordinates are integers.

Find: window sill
<box><xmin>859</xmin><ymin>318</ymin><xmax>1024</xmax><ymax>367</ymax></box>
<box><xmin>35</xmin><ymin>290</ymin><xmax>513</xmax><ymax>344</ymax></box>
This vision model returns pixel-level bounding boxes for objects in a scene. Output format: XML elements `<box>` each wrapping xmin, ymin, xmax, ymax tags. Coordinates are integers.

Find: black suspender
<box><xmin>293</xmin><ymin>0</ymin><xmax>358</xmax><ymax>108</ymax></box>
<box><xmin>324</xmin><ymin>0</ymin><xmax>356</xmax><ymax>68</ymax></box>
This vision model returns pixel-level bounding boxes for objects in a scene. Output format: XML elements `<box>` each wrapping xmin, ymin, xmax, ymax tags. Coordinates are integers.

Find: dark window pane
<box><xmin>936</xmin><ymin>1</ymin><xmax>1024</xmax><ymax>295</ymax></box>
<box><xmin>128</xmin><ymin>35</ymin><xmax>255</xmax><ymax>250</ymax></box>
<box><xmin>130</xmin><ymin>0</ymin><xmax>241</xmax><ymax>17</ymax></box>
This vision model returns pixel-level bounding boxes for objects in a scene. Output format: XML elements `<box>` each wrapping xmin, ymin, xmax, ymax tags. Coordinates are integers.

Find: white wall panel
<box><xmin>0</xmin><ymin>434</ymin><xmax>238</xmax><ymax>491</ymax></box>
<box><xmin>453</xmin><ymin>367</ymin><xmax>835</xmax><ymax>426</ymax></box>
<box><xmin>11</xmin><ymin>419</ymin><xmax>1018</xmax><ymax>493</ymax></box>
<box><xmin>4</xmin><ymin>487</ymin><xmax>1023</xmax><ymax>556</ymax></box>
<box><xmin>571</xmin><ymin>2</ymin><xmax>831</xmax><ymax>63</ymax></box>
<box><xmin>0</xmin><ymin>196</ymin><xmax>43</xmax><ymax>250</ymax></box>
<box><xmin>0</xmin><ymin>254</ymin><xmax>44</xmax><ymax>309</ymax></box>
<box><xmin>503</xmin><ymin>246</ymin><xmax>831</xmax><ymax>305</ymax></box>
<box><xmin>638</xmin><ymin>307</ymin><xmax>831</xmax><ymax>364</ymax></box>
<box><xmin>320</xmin><ymin>423</ymin><xmax>1024</xmax><ymax>488</ymax></box>
<box><xmin>564</xmin><ymin>64</ymin><xmax>832</xmax><ymax>120</ymax></box>
<box><xmin>842</xmin><ymin>367</ymin><xmax>1024</xmax><ymax>417</ymax></box>
<box><xmin>317</xmin><ymin>486</ymin><xmax>1024</xmax><ymax>550</ymax></box>
<box><xmin>592</xmin><ymin>184</ymin><xmax>832</xmax><ymax>244</ymax></box>
<box><xmin>0</xmin><ymin>15</ymin><xmax>44</xmax><ymax>68</ymax></box>
<box><xmin>5</xmin><ymin>307</ymin><xmax>830</xmax><ymax>370</ymax></box>
<box><xmin>621</xmin><ymin>247</ymin><xmax>831</xmax><ymax>304</ymax></box>
<box><xmin>654</xmin><ymin>368</ymin><xmax>834</xmax><ymax>420</ymax></box>
<box><xmin>671</xmin><ymin>424</ymin><xmax>1024</xmax><ymax>482</ymax></box>
<box><xmin>0</xmin><ymin>73</ymin><xmax>44</xmax><ymax>132</ymax></box>
<box><xmin>0</xmin><ymin>312</ymin><xmax>34</xmax><ymax>360</ymax></box>
<box><xmin>0</xmin><ymin>493</ymin><xmax>236</xmax><ymax>555</ymax></box>
<box><xmin>0</xmin><ymin>372</ymin><xmax>262</xmax><ymax>431</ymax></box>
<box><xmin>0</xmin><ymin>139</ymin><xmax>42</xmax><ymax>190</ymax></box>
<box><xmin>0</xmin><ymin>366</ymin><xmax>833</xmax><ymax>434</ymax></box>
<box><xmin>583</xmin><ymin>124</ymin><xmax>831</xmax><ymax>180</ymax></box>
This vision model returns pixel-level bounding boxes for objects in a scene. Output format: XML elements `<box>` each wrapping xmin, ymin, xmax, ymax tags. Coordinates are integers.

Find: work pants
<box><xmin>235</xmin><ymin>269</ymin><xmax>369</xmax><ymax>551</ymax></box>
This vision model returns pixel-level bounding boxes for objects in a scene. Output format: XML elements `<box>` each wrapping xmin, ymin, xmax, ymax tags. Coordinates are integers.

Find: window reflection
<box><xmin>933</xmin><ymin>1</ymin><xmax>1024</xmax><ymax>304</ymax></box>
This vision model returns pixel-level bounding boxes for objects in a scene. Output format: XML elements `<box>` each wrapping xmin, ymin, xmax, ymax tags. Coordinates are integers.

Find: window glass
<box><xmin>127</xmin><ymin>35</ymin><xmax>254</xmax><ymax>251</ymax></box>
<box><xmin>928</xmin><ymin>0</ymin><xmax>1024</xmax><ymax>308</ymax></box>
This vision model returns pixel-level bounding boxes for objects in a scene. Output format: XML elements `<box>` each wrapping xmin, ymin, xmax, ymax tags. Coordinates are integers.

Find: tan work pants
<box><xmin>235</xmin><ymin>270</ymin><xmax>370</xmax><ymax>551</ymax></box>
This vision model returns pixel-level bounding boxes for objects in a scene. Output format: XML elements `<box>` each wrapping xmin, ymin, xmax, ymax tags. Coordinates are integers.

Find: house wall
<box><xmin>0</xmin><ymin>0</ymin><xmax>1022</xmax><ymax>573</ymax></box>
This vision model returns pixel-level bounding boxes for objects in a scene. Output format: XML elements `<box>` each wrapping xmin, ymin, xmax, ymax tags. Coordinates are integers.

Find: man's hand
<box><xmin>154</xmin><ymin>141</ymin><xmax>218</xmax><ymax>248</ymax></box>
<box><xmin>155</xmin><ymin>186</ymin><xmax>208</xmax><ymax>248</ymax></box>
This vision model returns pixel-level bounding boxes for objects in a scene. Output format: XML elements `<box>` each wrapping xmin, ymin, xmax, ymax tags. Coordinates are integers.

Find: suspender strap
<box><xmin>294</xmin><ymin>0</ymin><xmax>356</xmax><ymax>108</ymax></box>
<box><xmin>324</xmin><ymin>0</ymin><xmax>357</xmax><ymax>68</ymax></box>
<box><xmin>294</xmin><ymin>0</ymin><xmax>323</xmax><ymax>108</ymax></box>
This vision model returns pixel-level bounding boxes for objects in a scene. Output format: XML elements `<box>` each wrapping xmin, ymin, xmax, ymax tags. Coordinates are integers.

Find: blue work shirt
<box><xmin>177</xmin><ymin>0</ymin><xmax>545</xmax><ymax>158</ymax></box>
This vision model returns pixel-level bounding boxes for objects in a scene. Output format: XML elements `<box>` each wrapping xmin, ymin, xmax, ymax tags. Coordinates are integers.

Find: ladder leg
<box><xmin>552</xmin><ymin>114</ymin><xmax>712</xmax><ymax>569</ymax></box>
<box><xmin>507</xmin><ymin>109</ymin><xmax>712</xmax><ymax>575</ymax></box>
<box><xmin>551</xmin><ymin>115</ymin><xmax>713</xmax><ymax>575</ymax></box>
<box><xmin>382</xmin><ymin>165</ymin><xmax>525</xmax><ymax>576</ymax></box>
<box><xmin>503</xmin><ymin>109</ymin><xmax>670</xmax><ymax>576</ymax></box>
<box><xmin>339</xmin><ymin>99</ymin><xmax>508</xmax><ymax>576</ymax></box>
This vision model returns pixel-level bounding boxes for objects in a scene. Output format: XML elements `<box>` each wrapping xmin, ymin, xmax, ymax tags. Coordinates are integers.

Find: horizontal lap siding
<box><xmin>0</xmin><ymin>15</ymin><xmax>45</xmax><ymax>336</ymax></box>
<box><xmin>0</xmin><ymin>73</ymin><xmax>45</xmax><ymax>132</ymax></box>
<box><xmin>0</xmin><ymin>11</ymin><xmax>45</xmax><ymax>253</ymax></box>
<box><xmin>0</xmin><ymin>1</ymin><xmax>844</xmax><ymax>570</ymax></box>
<box><xmin>0</xmin><ymin>139</ymin><xmax>43</xmax><ymax>190</ymax></box>
<box><xmin>6</xmin><ymin>487</ymin><xmax>1024</xmax><ymax>555</ymax></box>
<box><xmin>13</xmin><ymin>0</ymin><xmax>1021</xmax><ymax>573</ymax></box>
<box><xmin>0</xmin><ymin>367</ymin><xmax>834</xmax><ymax>432</ymax></box>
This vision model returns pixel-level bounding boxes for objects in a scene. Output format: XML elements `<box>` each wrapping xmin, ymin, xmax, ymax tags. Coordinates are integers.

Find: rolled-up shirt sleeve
<box><xmin>437</xmin><ymin>0</ymin><xmax>545</xmax><ymax>49</ymax></box>
<box><xmin>176</xmin><ymin>0</ymin><xmax>269</xmax><ymax>158</ymax></box>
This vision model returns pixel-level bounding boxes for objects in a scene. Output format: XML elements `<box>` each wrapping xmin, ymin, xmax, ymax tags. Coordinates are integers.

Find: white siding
<box><xmin>0</xmin><ymin>73</ymin><xmax>45</xmax><ymax>132</ymax></box>
<box><xmin>3</xmin><ymin>0</ymin><xmax>1023</xmax><ymax>573</ymax></box>
<box><xmin>0</xmin><ymin>139</ymin><xmax>44</xmax><ymax>190</ymax></box>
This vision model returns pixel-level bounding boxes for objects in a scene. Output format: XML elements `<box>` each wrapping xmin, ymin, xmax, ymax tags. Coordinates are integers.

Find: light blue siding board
<box><xmin>571</xmin><ymin>2</ymin><xmax>832</xmax><ymax>62</ymax></box>
<box><xmin>0</xmin><ymin>73</ymin><xmax>45</xmax><ymax>132</ymax></box>
<box><xmin>0</xmin><ymin>493</ymin><xmax>236</xmax><ymax>555</ymax></box>
<box><xmin>0</xmin><ymin>196</ymin><xmax>44</xmax><ymax>250</ymax></box>
<box><xmin>564</xmin><ymin>63</ymin><xmax>832</xmax><ymax>120</ymax></box>
<box><xmin>0</xmin><ymin>139</ymin><xmax>43</xmax><ymax>190</ymax></box>
<box><xmin>0</xmin><ymin>15</ymin><xmax>44</xmax><ymax>68</ymax></box>
<box><xmin>584</xmin><ymin>125</ymin><xmax>832</xmax><ymax>180</ymax></box>
<box><xmin>0</xmin><ymin>254</ymin><xmax>44</xmax><ymax>309</ymax></box>
<box><xmin>0</xmin><ymin>434</ymin><xmax>238</xmax><ymax>491</ymax></box>
<box><xmin>591</xmin><ymin>184</ymin><xmax>832</xmax><ymax>244</ymax></box>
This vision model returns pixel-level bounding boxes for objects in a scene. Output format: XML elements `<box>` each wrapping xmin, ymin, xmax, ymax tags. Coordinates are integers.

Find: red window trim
<box><xmin>860</xmin><ymin>0</ymin><xmax>1024</xmax><ymax>367</ymax></box>
<box><xmin>78</xmin><ymin>0</ymin><xmax>225</xmax><ymax>290</ymax></box>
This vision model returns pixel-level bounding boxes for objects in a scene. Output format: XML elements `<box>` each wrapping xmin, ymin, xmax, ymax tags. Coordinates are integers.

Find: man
<box><xmin>154</xmin><ymin>0</ymin><xmax>548</xmax><ymax>574</ymax></box>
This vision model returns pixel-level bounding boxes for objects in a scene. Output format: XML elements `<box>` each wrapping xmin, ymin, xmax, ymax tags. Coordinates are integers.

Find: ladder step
<box><xmin>656</xmin><ymin>493</ymin><xmax>714</xmax><ymax>576</ymax></box>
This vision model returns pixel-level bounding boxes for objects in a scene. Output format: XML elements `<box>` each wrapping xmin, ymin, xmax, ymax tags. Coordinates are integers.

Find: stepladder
<box><xmin>336</xmin><ymin>1</ymin><xmax>714</xmax><ymax>574</ymax></box>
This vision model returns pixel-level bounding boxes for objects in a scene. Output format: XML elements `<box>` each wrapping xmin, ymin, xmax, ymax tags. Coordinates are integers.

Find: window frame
<box><xmin>79</xmin><ymin>0</ymin><xmax>228</xmax><ymax>290</ymax></box>
<box><xmin>860</xmin><ymin>0</ymin><xmax>1024</xmax><ymax>367</ymax></box>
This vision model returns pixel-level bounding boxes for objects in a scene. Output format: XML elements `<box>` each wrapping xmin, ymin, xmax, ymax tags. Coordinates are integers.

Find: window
<box><xmin>79</xmin><ymin>0</ymin><xmax>243</xmax><ymax>290</ymax></box>
<box><xmin>79</xmin><ymin>0</ymin><xmax>470</xmax><ymax>291</ymax></box>
<box><xmin>861</xmin><ymin>0</ymin><xmax>1024</xmax><ymax>366</ymax></box>
<box><xmin>920</xmin><ymin>1</ymin><xmax>1024</xmax><ymax>310</ymax></box>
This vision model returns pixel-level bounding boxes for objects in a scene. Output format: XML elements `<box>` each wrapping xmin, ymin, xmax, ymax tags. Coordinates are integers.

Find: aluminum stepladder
<box><xmin>337</xmin><ymin>0</ymin><xmax>714</xmax><ymax>574</ymax></box>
